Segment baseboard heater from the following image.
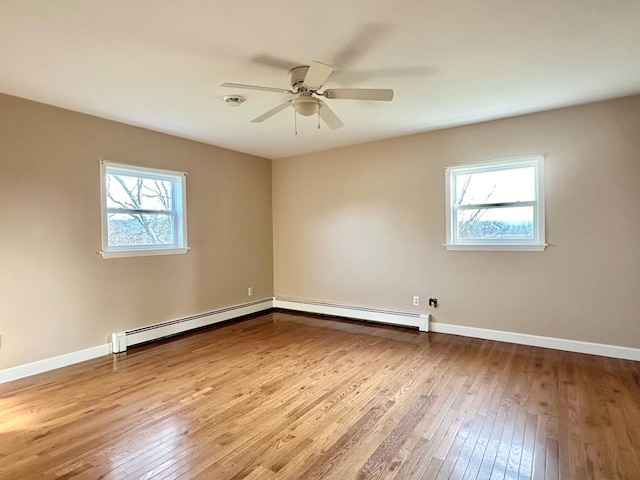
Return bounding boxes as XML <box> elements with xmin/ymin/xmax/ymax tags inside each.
<box><xmin>273</xmin><ymin>297</ymin><xmax>429</xmax><ymax>332</ymax></box>
<box><xmin>111</xmin><ymin>298</ymin><xmax>273</xmax><ymax>353</ymax></box>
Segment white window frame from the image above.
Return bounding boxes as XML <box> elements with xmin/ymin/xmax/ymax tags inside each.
<box><xmin>445</xmin><ymin>155</ymin><xmax>546</xmax><ymax>251</ymax></box>
<box><xmin>100</xmin><ymin>160</ymin><xmax>189</xmax><ymax>259</ymax></box>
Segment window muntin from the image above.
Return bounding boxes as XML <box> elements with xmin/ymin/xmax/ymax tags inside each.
<box><xmin>100</xmin><ymin>161</ymin><xmax>189</xmax><ymax>258</ymax></box>
<box><xmin>445</xmin><ymin>156</ymin><xmax>545</xmax><ymax>251</ymax></box>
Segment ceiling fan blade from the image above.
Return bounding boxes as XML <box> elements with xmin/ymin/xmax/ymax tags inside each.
<box><xmin>221</xmin><ymin>82</ymin><xmax>292</xmax><ymax>94</ymax></box>
<box><xmin>318</xmin><ymin>101</ymin><xmax>344</xmax><ymax>130</ymax></box>
<box><xmin>323</xmin><ymin>88</ymin><xmax>394</xmax><ymax>101</ymax></box>
<box><xmin>303</xmin><ymin>61</ymin><xmax>334</xmax><ymax>90</ymax></box>
<box><xmin>251</xmin><ymin>100</ymin><xmax>293</xmax><ymax>123</ymax></box>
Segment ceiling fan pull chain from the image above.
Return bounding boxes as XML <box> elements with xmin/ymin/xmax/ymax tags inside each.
<box><xmin>294</xmin><ymin>110</ymin><xmax>298</xmax><ymax>135</ymax></box>
<box><xmin>317</xmin><ymin>108</ymin><xmax>321</xmax><ymax>129</ymax></box>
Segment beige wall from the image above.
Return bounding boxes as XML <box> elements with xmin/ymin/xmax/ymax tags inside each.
<box><xmin>0</xmin><ymin>94</ymin><xmax>273</xmax><ymax>369</ymax></box>
<box><xmin>273</xmin><ymin>95</ymin><xmax>640</xmax><ymax>348</ymax></box>
<box><xmin>2</xmin><ymin>92</ymin><xmax>639</xmax><ymax>371</ymax></box>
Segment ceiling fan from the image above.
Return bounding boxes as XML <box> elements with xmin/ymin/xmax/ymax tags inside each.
<box><xmin>221</xmin><ymin>61</ymin><xmax>394</xmax><ymax>129</ymax></box>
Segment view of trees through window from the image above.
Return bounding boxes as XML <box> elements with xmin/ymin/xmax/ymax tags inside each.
<box><xmin>455</xmin><ymin>166</ymin><xmax>535</xmax><ymax>240</ymax></box>
<box><xmin>106</xmin><ymin>173</ymin><xmax>175</xmax><ymax>246</ymax></box>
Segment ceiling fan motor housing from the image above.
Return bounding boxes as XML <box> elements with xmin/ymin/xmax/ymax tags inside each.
<box><xmin>290</xmin><ymin>66</ymin><xmax>320</xmax><ymax>116</ymax></box>
<box><xmin>288</xmin><ymin>66</ymin><xmax>310</xmax><ymax>91</ymax></box>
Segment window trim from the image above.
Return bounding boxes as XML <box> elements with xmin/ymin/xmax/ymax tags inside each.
<box><xmin>99</xmin><ymin>160</ymin><xmax>190</xmax><ymax>259</ymax></box>
<box><xmin>444</xmin><ymin>155</ymin><xmax>546</xmax><ymax>251</ymax></box>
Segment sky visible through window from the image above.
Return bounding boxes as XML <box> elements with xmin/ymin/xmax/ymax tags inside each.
<box><xmin>106</xmin><ymin>173</ymin><xmax>172</xmax><ymax>211</ymax></box>
<box><xmin>455</xmin><ymin>166</ymin><xmax>534</xmax><ymax>222</ymax></box>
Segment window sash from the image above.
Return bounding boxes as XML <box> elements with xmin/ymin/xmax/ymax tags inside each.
<box><xmin>454</xmin><ymin>204</ymin><xmax>537</xmax><ymax>242</ymax></box>
<box><xmin>455</xmin><ymin>200</ymin><xmax>536</xmax><ymax>211</ymax></box>
<box><xmin>106</xmin><ymin>208</ymin><xmax>176</xmax><ymax>215</ymax></box>
<box><xmin>106</xmin><ymin>211</ymin><xmax>179</xmax><ymax>250</ymax></box>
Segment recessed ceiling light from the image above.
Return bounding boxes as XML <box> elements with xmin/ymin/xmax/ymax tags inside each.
<box><xmin>223</xmin><ymin>95</ymin><xmax>246</xmax><ymax>107</ymax></box>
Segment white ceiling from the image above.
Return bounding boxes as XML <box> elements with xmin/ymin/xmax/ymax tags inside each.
<box><xmin>1</xmin><ymin>1</ymin><xmax>640</xmax><ymax>159</ymax></box>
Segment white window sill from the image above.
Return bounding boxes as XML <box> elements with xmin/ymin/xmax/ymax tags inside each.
<box><xmin>444</xmin><ymin>243</ymin><xmax>547</xmax><ymax>252</ymax></box>
<box><xmin>100</xmin><ymin>247</ymin><xmax>190</xmax><ymax>259</ymax></box>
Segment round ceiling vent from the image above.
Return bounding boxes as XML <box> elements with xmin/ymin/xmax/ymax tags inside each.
<box><xmin>223</xmin><ymin>95</ymin><xmax>246</xmax><ymax>107</ymax></box>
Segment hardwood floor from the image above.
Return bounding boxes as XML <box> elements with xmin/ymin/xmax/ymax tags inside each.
<box><xmin>1</xmin><ymin>311</ymin><xmax>639</xmax><ymax>479</ymax></box>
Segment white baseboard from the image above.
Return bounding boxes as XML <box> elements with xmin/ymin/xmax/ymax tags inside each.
<box><xmin>273</xmin><ymin>298</ymin><xmax>638</xmax><ymax>361</ymax></box>
<box><xmin>273</xmin><ymin>297</ymin><xmax>429</xmax><ymax>332</ymax></box>
<box><xmin>1</xmin><ymin>298</ymin><xmax>275</xmax><ymax>384</ymax></box>
<box><xmin>430</xmin><ymin>322</ymin><xmax>640</xmax><ymax>361</ymax></box>
<box><xmin>0</xmin><ymin>343</ymin><xmax>111</xmax><ymax>385</ymax></box>
<box><xmin>3</xmin><ymin>299</ymin><xmax>636</xmax><ymax>386</ymax></box>
<box><xmin>112</xmin><ymin>298</ymin><xmax>274</xmax><ymax>352</ymax></box>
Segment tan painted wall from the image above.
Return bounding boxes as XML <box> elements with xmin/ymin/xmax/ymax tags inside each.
<box><xmin>273</xmin><ymin>95</ymin><xmax>640</xmax><ymax>348</ymax></box>
<box><xmin>0</xmin><ymin>94</ymin><xmax>273</xmax><ymax>369</ymax></box>
<box><xmin>2</xmin><ymin>92</ymin><xmax>639</xmax><ymax>370</ymax></box>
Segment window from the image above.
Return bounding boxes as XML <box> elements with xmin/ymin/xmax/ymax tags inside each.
<box><xmin>445</xmin><ymin>155</ymin><xmax>546</xmax><ymax>251</ymax></box>
<box><xmin>100</xmin><ymin>160</ymin><xmax>189</xmax><ymax>258</ymax></box>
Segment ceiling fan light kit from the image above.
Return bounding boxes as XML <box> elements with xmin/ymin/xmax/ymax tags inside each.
<box><xmin>292</xmin><ymin>95</ymin><xmax>319</xmax><ymax>116</ymax></box>
<box><xmin>222</xmin><ymin>60</ymin><xmax>393</xmax><ymax>130</ymax></box>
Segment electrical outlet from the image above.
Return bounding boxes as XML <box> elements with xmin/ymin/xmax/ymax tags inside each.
<box><xmin>413</xmin><ymin>296</ymin><xmax>420</xmax><ymax>306</ymax></box>
<box><xmin>429</xmin><ymin>298</ymin><xmax>438</xmax><ymax>308</ymax></box>
<box><xmin>248</xmin><ymin>287</ymin><xmax>253</xmax><ymax>297</ymax></box>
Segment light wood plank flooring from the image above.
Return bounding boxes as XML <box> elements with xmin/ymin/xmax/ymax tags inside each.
<box><xmin>1</xmin><ymin>311</ymin><xmax>639</xmax><ymax>479</ymax></box>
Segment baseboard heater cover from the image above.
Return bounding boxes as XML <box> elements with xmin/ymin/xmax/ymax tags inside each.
<box><xmin>111</xmin><ymin>298</ymin><xmax>273</xmax><ymax>353</ymax></box>
<box><xmin>273</xmin><ymin>297</ymin><xmax>429</xmax><ymax>332</ymax></box>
